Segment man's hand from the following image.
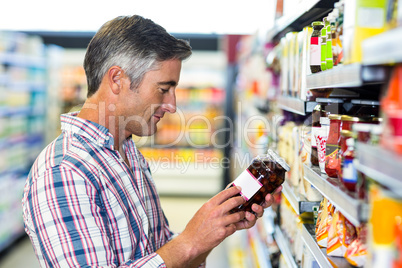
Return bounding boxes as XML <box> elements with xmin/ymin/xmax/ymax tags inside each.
<box><xmin>234</xmin><ymin>185</ymin><xmax>283</xmax><ymax>230</ymax></box>
<box><xmin>156</xmin><ymin>186</ymin><xmax>246</xmax><ymax>267</ymax></box>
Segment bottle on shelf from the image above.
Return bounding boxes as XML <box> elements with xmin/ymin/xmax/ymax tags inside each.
<box><xmin>311</xmin><ymin>99</ymin><xmax>344</xmax><ymax>167</ymax></box>
<box><xmin>341</xmin><ymin>136</ymin><xmax>357</xmax><ymax>193</ymax></box>
<box><xmin>310</xmin><ymin>21</ymin><xmax>324</xmax><ymax>73</ymax></box>
<box><xmin>325</xmin><ymin>17</ymin><xmax>333</xmax><ymax>70</ymax></box>
<box><xmin>325</xmin><ymin>114</ymin><xmax>342</xmax><ymax>178</ymax></box>
<box><xmin>321</xmin><ymin>18</ymin><xmax>328</xmax><ymax>71</ymax></box>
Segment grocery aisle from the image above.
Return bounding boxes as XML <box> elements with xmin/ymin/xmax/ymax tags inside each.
<box><xmin>0</xmin><ymin>196</ymin><xmax>229</xmax><ymax>268</ymax></box>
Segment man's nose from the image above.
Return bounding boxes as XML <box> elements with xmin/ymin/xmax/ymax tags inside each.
<box><xmin>162</xmin><ymin>92</ymin><xmax>176</xmax><ymax>113</ymax></box>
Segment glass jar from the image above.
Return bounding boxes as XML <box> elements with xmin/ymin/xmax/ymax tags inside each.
<box><xmin>310</xmin><ymin>21</ymin><xmax>324</xmax><ymax>73</ymax></box>
<box><xmin>230</xmin><ymin>150</ymin><xmax>290</xmax><ymax>213</ymax></box>
<box><xmin>311</xmin><ymin>98</ymin><xmax>344</xmax><ymax>166</ymax></box>
<box><xmin>337</xmin><ymin>130</ymin><xmax>353</xmax><ymax>183</ymax></box>
<box><xmin>341</xmin><ymin>135</ymin><xmax>357</xmax><ymax>193</ymax></box>
<box><xmin>341</xmin><ymin>115</ymin><xmax>360</xmax><ymax>131</ymax></box>
<box><xmin>325</xmin><ymin>114</ymin><xmax>342</xmax><ymax>178</ymax></box>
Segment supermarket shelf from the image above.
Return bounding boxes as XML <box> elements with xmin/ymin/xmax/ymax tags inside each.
<box><xmin>303</xmin><ymin>164</ymin><xmax>368</xmax><ymax>226</ymax></box>
<box><xmin>362</xmin><ymin>27</ymin><xmax>402</xmax><ymax>65</ymax></box>
<box><xmin>273</xmin><ymin>226</ymin><xmax>298</xmax><ymax>268</ymax></box>
<box><xmin>282</xmin><ymin>181</ymin><xmax>320</xmax><ymax>215</ymax></box>
<box><xmin>277</xmin><ymin>96</ymin><xmax>317</xmax><ymax>115</ymax></box>
<box><xmin>301</xmin><ymin>224</ymin><xmax>354</xmax><ymax>268</ymax></box>
<box><xmin>306</xmin><ymin>64</ymin><xmax>386</xmax><ymax>89</ymax></box>
<box><xmin>356</xmin><ymin>142</ymin><xmax>402</xmax><ymax>197</ymax></box>
<box><xmin>266</xmin><ymin>0</ymin><xmax>335</xmax><ymax>41</ymax></box>
<box><xmin>0</xmin><ymin>52</ymin><xmax>46</xmax><ymax>68</ymax></box>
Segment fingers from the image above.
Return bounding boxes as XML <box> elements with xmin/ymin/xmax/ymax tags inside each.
<box><xmin>210</xmin><ymin>186</ymin><xmax>242</xmax><ymax>206</ymax></box>
<box><xmin>251</xmin><ymin>203</ymin><xmax>264</xmax><ymax>218</ymax></box>
<box><xmin>250</xmin><ymin>185</ymin><xmax>283</xmax><ymax>218</ymax></box>
<box><xmin>234</xmin><ymin>212</ymin><xmax>257</xmax><ymax>230</ymax></box>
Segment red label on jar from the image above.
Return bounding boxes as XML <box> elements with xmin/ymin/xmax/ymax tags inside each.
<box><xmin>311</xmin><ymin>36</ymin><xmax>319</xmax><ymax>45</ymax></box>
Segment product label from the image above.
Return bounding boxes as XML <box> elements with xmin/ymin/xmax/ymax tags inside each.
<box><xmin>232</xmin><ymin>169</ymin><xmax>263</xmax><ymax>201</ymax></box>
<box><xmin>311</xmin><ymin>126</ymin><xmax>320</xmax><ymax>147</ymax></box>
<box><xmin>342</xmin><ymin>159</ymin><xmax>357</xmax><ymax>183</ymax></box>
<box><xmin>358</xmin><ymin>7</ymin><xmax>385</xmax><ymax>29</ymax></box>
<box><xmin>310</xmin><ymin>42</ymin><xmax>321</xmax><ymax>65</ymax></box>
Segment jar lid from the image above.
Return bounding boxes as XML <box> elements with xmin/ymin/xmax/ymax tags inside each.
<box><xmin>341</xmin><ymin>130</ymin><xmax>353</xmax><ymax>137</ymax></box>
<box><xmin>328</xmin><ymin>114</ymin><xmax>342</xmax><ymax>120</ymax></box>
<box><xmin>372</xmin><ymin>117</ymin><xmax>383</xmax><ymax>123</ymax></box>
<box><xmin>312</xmin><ymin>21</ymin><xmax>324</xmax><ymax>27</ymax></box>
<box><xmin>341</xmin><ymin>115</ymin><xmax>360</xmax><ymax>122</ymax></box>
<box><xmin>267</xmin><ymin>149</ymin><xmax>290</xmax><ymax>171</ymax></box>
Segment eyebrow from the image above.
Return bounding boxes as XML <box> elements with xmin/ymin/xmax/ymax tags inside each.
<box><xmin>157</xmin><ymin>80</ymin><xmax>177</xmax><ymax>87</ymax></box>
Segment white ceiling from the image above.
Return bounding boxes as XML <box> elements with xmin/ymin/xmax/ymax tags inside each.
<box><xmin>1</xmin><ymin>0</ymin><xmax>276</xmax><ymax>34</ymax></box>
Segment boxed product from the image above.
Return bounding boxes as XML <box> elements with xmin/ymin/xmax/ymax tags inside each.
<box><xmin>299</xmin><ymin>26</ymin><xmax>313</xmax><ymax>101</ymax></box>
<box><xmin>343</xmin><ymin>0</ymin><xmax>387</xmax><ymax>64</ymax></box>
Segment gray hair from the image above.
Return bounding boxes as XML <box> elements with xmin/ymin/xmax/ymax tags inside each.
<box><xmin>84</xmin><ymin>15</ymin><xmax>192</xmax><ymax>97</ymax></box>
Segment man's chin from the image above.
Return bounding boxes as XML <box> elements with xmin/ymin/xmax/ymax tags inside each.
<box><xmin>132</xmin><ymin>126</ymin><xmax>157</xmax><ymax>137</ymax></box>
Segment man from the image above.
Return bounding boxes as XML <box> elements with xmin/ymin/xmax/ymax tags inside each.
<box><xmin>22</xmin><ymin>15</ymin><xmax>281</xmax><ymax>267</ymax></box>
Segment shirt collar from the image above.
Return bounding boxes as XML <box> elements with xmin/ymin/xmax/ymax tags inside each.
<box><xmin>60</xmin><ymin>111</ymin><xmax>115</xmax><ymax>149</ymax></box>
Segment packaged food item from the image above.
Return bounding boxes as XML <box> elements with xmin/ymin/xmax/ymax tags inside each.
<box><xmin>279</xmin><ymin>36</ymin><xmax>289</xmax><ymax>96</ymax></box>
<box><xmin>310</xmin><ymin>21</ymin><xmax>324</xmax><ymax>73</ymax></box>
<box><xmin>335</xmin><ymin>1</ymin><xmax>345</xmax><ymax>65</ymax></box>
<box><xmin>311</xmin><ymin>99</ymin><xmax>344</xmax><ymax>166</ymax></box>
<box><xmin>343</xmin><ymin>0</ymin><xmax>387</xmax><ymax>64</ymax></box>
<box><xmin>328</xmin><ymin>11</ymin><xmax>339</xmax><ymax>66</ymax></box>
<box><xmin>337</xmin><ymin>129</ymin><xmax>353</xmax><ymax>184</ymax></box>
<box><xmin>299</xmin><ymin>26</ymin><xmax>313</xmax><ymax>101</ymax></box>
<box><xmin>316</xmin><ymin>199</ymin><xmax>335</xmax><ymax>248</ymax></box>
<box><xmin>315</xmin><ymin>117</ymin><xmax>329</xmax><ymax>174</ymax></box>
<box><xmin>341</xmin><ymin>137</ymin><xmax>358</xmax><ymax>193</ymax></box>
<box><xmin>325</xmin><ymin>114</ymin><xmax>342</xmax><ymax>178</ymax></box>
<box><xmin>230</xmin><ymin>149</ymin><xmax>290</xmax><ymax>213</ymax></box>
<box><xmin>344</xmin><ymin>224</ymin><xmax>368</xmax><ymax>267</ymax></box>
<box><xmin>327</xmin><ymin>209</ymin><xmax>356</xmax><ymax>257</ymax></box>
<box><xmin>369</xmin><ymin>185</ymin><xmax>402</xmax><ymax>267</ymax></box>
<box><xmin>321</xmin><ymin>18</ymin><xmax>328</xmax><ymax>71</ymax></box>
<box><xmin>287</xmin><ymin>32</ymin><xmax>298</xmax><ymax>96</ymax></box>
<box><xmin>324</xmin><ymin>17</ymin><xmax>333</xmax><ymax>70</ymax></box>
<box><xmin>381</xmin><ymin>65</ymin><xmax>402</xmax><ymax>155</ymax></box>
<box><xmin>316</xmin><ymin>199</ymin><xmax>329</xmax><ymax>247</ymax></box>
<box><xmin>311</xmin><ymin>106</ymin><xmax>324</xmax><ymax>166</ymax></box>
<box><xmin>394</xmin><ymin>216</ymin><xmax>402</xmax><ymax>268</ymax></box>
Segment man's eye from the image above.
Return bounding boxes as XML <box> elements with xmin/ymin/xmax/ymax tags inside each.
<box><xmin>160</xmin><ymin>88</ymin><xmax>169</xmax><ymax>93</ymax></box>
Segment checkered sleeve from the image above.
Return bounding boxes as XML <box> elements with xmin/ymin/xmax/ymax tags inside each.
<box><xmin>24</xmin><ymin>164</ymin><xmax>166</xmax><ymax>268</ymax></box>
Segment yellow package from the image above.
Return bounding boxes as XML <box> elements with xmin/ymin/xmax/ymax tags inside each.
<box><xmin>327</xmin><ymin>209</ymin><xmax>356</xmax><ymax>257</ymax></box>
<box><xmin>343</xmin><ymin>0</ymin><xmax>387</xmax><ymax>64</ymax></box>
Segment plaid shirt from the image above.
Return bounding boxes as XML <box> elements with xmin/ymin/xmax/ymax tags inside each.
<box><xmin>22</xmin><ymin>112</ymin><xmax>173</xmax><ymax>267</ymax></box>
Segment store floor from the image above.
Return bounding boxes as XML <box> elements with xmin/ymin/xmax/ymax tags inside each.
<box><xmin>0</xmin><ymin>196</ymin><xmax>229</xmax><ymax>268</ymax></box>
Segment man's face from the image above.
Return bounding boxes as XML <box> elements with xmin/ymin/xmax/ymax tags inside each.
<box><xmin>118</xmin><ymin>59</ymin><xmax>182</xmax><ymax>137</ymax></box>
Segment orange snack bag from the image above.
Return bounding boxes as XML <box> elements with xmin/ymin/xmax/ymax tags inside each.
<box><xmin>316</xmin><ymin>199</ymin><xmax>334</xmax><ymax>248</ymax></box>
<box><xmin>327</xmin><ymin>209</ymin><xmax>356</xmax><ymax>257</ymax></box>
<box><xmin>345</xmin><ymin>225</ymin><xmax>367</xmax><ymax>267</ymax></box>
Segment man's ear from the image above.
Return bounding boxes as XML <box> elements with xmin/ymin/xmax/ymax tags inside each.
<box><xmin>108</xmin><ymin>66</ymin><xmax>125</xmax><ymax>95</ymax></box>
